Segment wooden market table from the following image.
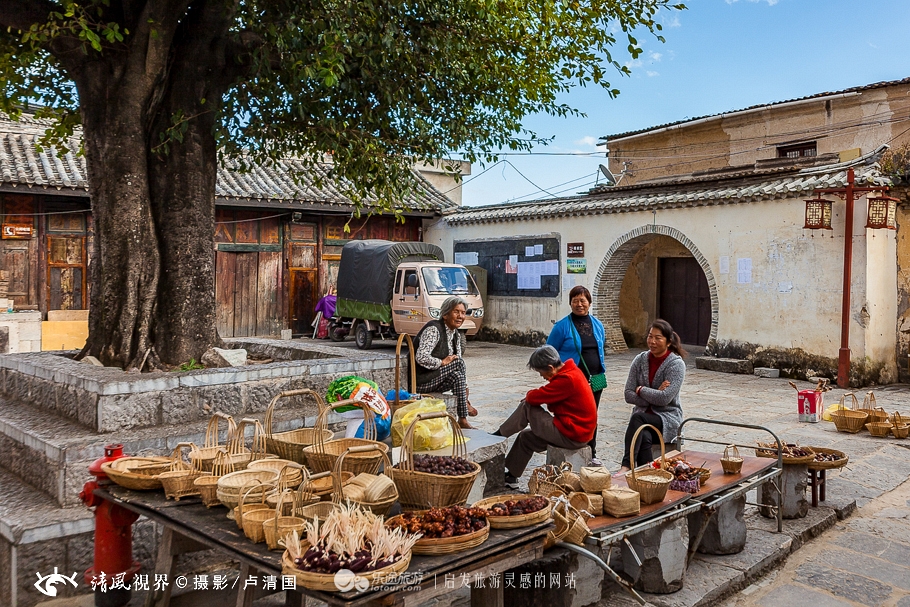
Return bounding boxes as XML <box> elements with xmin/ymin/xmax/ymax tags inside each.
<box><xmin>96</xmin><ymin>485</ymin><xmax>550</xmax><ymax>607</ymax></box>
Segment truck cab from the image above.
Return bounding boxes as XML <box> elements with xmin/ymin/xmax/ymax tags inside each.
<box><xmin>392</xmin><ymin>262</ymin><xmax>484</xmax><ymax>336</ymax></box>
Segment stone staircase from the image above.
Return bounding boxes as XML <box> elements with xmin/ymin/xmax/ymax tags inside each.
<box><xmin>0</xmin><ymin>342</ymin><xmax>401</xmax><ymax>607</ymax></box>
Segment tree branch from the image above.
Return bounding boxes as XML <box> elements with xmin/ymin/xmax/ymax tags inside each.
<box><xmin>0</xmin><ymin>0</ymin><xmax>61</xmax><ymax>32</ymax></box>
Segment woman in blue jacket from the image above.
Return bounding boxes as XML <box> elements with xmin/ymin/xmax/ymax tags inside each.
<box><xmin>546</xmin><ymin>285</ymin><xmax>606</xmax><ymax>464</ymax></box>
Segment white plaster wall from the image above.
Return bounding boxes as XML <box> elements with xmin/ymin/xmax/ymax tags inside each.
<box><xmin>426</xmin><ymin>195</ymin><xmax>898</xmax><ymax>369</ymax></box>
<box><xmin>863</xmin><ymin>226</ymin><xmax>898</xmax><ymax>380</ymax></box>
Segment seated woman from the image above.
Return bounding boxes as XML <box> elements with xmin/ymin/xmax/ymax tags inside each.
<box><xmin>621</xmin><ymin>319</ymin><xmax>687</xmax><ymax>471</ymax></box>
<box><xmin>413</xmin><ymin>296</ymin><xmax>478</xmax><ymax>429</ymax></box>
<box><xmin>493</xmin><ymin>345</ymin><xmax>597</xmax><ymax>489</ymax></box>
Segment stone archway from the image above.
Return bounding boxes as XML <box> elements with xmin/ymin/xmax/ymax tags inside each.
<box><xmin>592</xmin><ymin>225</ymin><xmax>719</xmax><ymax>352</ymax></box>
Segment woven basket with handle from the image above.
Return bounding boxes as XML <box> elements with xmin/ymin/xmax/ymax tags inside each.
<box><xmin>334</xmin><ymin>446</ymin><xmax>398</xmax><ymax>515</ymax></box>
<box><xmin>264</xmin><ymin>389</ymin><xmax>333</xmax><ymax>465</ymax></box>
<box><xmin>158</xmin><ymin>443</ymin><xmax>204</xmax><ymax>500</ymax></box>
<box><xmin>860</xmin><ymin>392</ymin><xmax>889</xmax><ymax>423</ymax></box>
<box><xmin>263</xmin><ymin>489</ymin><xmax>307</xmax><ymax>551</ymax></box>
<box><xmin>720</xmin><ymin>445</ymin><xmax>744</xmax><ymax>474</ymax></box>
<box><xmin>550</xmin><ymin>498</ymin><xmax>590</xmax><ymax>546</ymax></box>
<box><xmin>302</xmin><ymin>399</ymin><xmax>389</xmax><ymax>475</ymax></box>
<box><xmin>389</xmin><ymin>411</ymin><xmax>479</xmax><ymax>510</ymax></box>
<box><xmin>624</xmin><ymin>425</ymin><xmax>673</xmax><ymax>505</ymax></box>
<box><xmin>190</xmin><ymin>413</ymin><xmax>237</xmax><ymax>472</ymax></box>
<box><xmin>240</xmin><ymin>482</ymin><xmax>277</xmax><ymax>543</ymax></box>
<box><xmin>229</xmin><ymin>418</ymin><xmax>270</xmax><ymax>470</ymax></box>
<box><xmin>892</xmin><ymin>412</ymin><xmax>909</xmax><ymax>439</ymax></box>
<box><xmin>194</xmin><ymin>449</ymin><xmax>235</xmax><ymax>507</ymax></box>
<box><xmin>296</xmin><ymin>471</ymin><xmax>341</xmax><ymax>522</ymax></box>
<box><xmin>830</xmin><ymin>393</ymin><xmax>868</xmax><ymax>434</ymax></box>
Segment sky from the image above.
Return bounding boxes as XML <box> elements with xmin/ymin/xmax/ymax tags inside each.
<box><xmin>457</xmin><ymin>0</ymin><xmax>910</xmax><ymax>207</ymax></box>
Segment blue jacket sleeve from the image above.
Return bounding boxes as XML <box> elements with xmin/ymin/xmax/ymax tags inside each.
<box><xmin>546</xmin><ymin>316</ymin><xmax>579</xmax><ymax>364</ymax></box>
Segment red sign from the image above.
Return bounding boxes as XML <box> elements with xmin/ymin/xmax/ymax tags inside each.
<box><xmin>1</xmin><ymin>224</ymin><xmax>33</xmax><ymax>239</ymax></box>
<box><xmin>567</xmin><ymin>242</ymin><xmax>584</xmax><ymax>257</ymax></box>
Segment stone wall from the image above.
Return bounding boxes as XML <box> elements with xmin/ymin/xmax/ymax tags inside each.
<box><xmin>0</xmin><ymin>311</ymin><xmax>42</xmax><ymax>354</ymax></box>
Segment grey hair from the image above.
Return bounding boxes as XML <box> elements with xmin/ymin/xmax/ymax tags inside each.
<box><xmin>440</xmin><ymin>296</ymin><xmax>468</xmax><ymax>318</ymax></box>
<box><xmin>527</xmin><ymin>345</ymin><xmax>562</xmax><ymax>372</ymax></box>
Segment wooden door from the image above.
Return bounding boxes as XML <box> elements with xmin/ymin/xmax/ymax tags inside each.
<box><xmin>288</xmin><ymin>243</ymin><xmax>318</xmax><ymax>335</ymax></box>
<box><xmin>1</xmin><ymin>241</ymin><xmax>30</xmax><ymax>307</ymax></box>
<box><xmin>215</xmin><ymin>250</ymin><xmax>280</xmax><ymax>338</ymax></box>
<box><xmin>658</xmin><ymin>257</ymin><xmax>710</xmax><ymax>346</ymax></box>
<box><xmin>46</xmin><ymin>235</ymin><xmax>87</xmax><ymax>310</ymax></box>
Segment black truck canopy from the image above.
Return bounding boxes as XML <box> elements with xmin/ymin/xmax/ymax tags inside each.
<box><xmin>337</xmin><ymin>240</ymin><xmax>445</xmax><ymax>305</ymax></box>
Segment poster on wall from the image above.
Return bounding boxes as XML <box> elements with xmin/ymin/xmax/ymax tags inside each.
<box><xmin>736</xmin><ymin>258</ymin><xmax>752</xmax><ymax>284</ymax></box>
<box><xmin>566</xmin><ymin>258</ymin><xmax>587</xmax><ymax>274</ymax></box>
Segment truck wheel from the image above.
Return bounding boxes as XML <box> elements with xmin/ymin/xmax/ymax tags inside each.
<box><xmin>329</xmin><ymin>321</ymin><xmax>345</xmax><ymax>342</ymax></box>
<box><xmin>355</xmin><ymin>323</ymin><xmax>373</xmax><ymax>350</ymax></box>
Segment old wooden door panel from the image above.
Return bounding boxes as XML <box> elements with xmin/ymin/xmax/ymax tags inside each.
<box><xmin>289</xmin><ymin>271</ymin><xmax>317</xmax><ymax>335</ymax></box>
<box><xmin>256</xmin><ymin>251</ymin><xmax>281</xmax><ymax>336</ymax></box>
<box><xmin>45</xmin><ymin>236</ymin><xmax>86</xmax><ymax>310</ymax></box>
<box><xmin>215</xmin><ymin>251</ymin><xmax>236</xmax><ymax>337</ymax></box>
<box><xmin>234</xmin><ymin>252</ymin><xmax>258</xmax><ymax>337</ymax></box>
<box><xmin>658</xmin><ymin>257</ymin><xmax>710</xmax><ymax>346</ymax></box>
<box><xmin>1</xmin><ymin>243</ymin><xmax>30</xmax><ymax>303</ymax></box>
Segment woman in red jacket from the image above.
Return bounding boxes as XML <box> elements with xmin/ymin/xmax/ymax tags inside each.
<box><xmin>493</xmin><ymin>345</ymin><xmax>597</xmax><ymax>489</ymax></box>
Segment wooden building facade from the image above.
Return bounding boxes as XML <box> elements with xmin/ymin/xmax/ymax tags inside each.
<box><xmin>0</xmin><ymin>115</ymin><xmax>452</xmax><ymax>338</ymax></box>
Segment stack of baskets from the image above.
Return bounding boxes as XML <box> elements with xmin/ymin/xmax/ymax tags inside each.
<box><xmin>302</xmin><ymin>399</ymin><xmax>389</xmax><ymax>475</ymax></box>
<box><xmin>248</xmin><ymin>459</ymin><xmax>304</xmax><ymax>489</ymax></box>
<box><xmin>830</xmin><ymin>393</ymin><xmax>868</xmax><ymax>434</ymax></box>
<box><xmin>389</xmin><ymin>411</ymin><xmax>480</xmax><ymax>510</ymax></box>
<box><xmin>548</xmin><ymin>499</ymin><xmax>591</xmax><ymax>547</ymax></box>
<box><xmin>264</xmin><ymin>389</ymin><xmax>333</xmax><ymax>465</ymax></box>
<box><xmin>528</xmin><ymin>463</ymin><xmax>577</xmax><ymax>498</ymax></box>
<box><xmin>720</xmin><ymin>445</ymin><xmax>744</xmax><ymax>474</ymax></box>
<box><xmin>158</xmin><ymin>443</ymin><xmax>204</xmax><ymax>500</ymax></box>
<box><xmin>624</xmin><ymin>425</ymin><xmax>673</xmax><ymax>505</ymax></box>
<box><xmin>216</xmin><ymin>468</ymin><xmax>279</xmax><ymax>512</ymax></box>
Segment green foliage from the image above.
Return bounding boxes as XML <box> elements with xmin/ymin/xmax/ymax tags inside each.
<box><xmin>177</xmin><ymin>358</ymin><xmax>204</xmax><ymax>372</ymax></box>
<box><xmin>0</xmin><ymin>0</ymin><xmax>685</xmax><ymax>211</ymax></box>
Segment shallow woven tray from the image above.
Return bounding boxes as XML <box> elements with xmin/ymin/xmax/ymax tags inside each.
<box><xmin>470</xmin><ymin>494</ymin><xmax>551</xmax><ymax>529</ymax></box>
<box><xmin>281</xmin><ymin>546</ymin><xmax>410</xmax><ymax>592</ymax></box>
<box><xmin>101</xmin><ymin>457</ymin><xmax>170</xmax><ymax>491</ymax></box>
<box><xmin>806</xmin><ymin>447</ymin><xmax>849</xmax><ymax>471</ymax></box>
<box><xmin>386</xmin><ymin>514</ymin><xmax>490</xmax><ymax>555</ymax></box>
<box><xmin>247</xmin><ymin>460</ymin><xmax>303</xmax><ymax>488</ymax></box>
<box><xmin>755</xmin><ymin>446</ymin><xmax>815</xmax><ymax>465</ymax></box>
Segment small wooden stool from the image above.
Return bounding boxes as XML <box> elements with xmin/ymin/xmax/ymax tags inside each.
<box><xmin>807</xmin><ymin>468</ymin><xmax>826</xmax><ymax>507</ymax></box>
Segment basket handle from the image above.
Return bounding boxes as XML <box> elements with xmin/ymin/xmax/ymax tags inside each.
<box><xmin>839</xmin><ymin>392</ymin><xmax>859</xmax><ymax>411</ymax></box>
<box><xmin>272</xmin><ymin>488</ymin><xmax>295</xmax><ymax>524</ymax></box>
<box><xmin>895</xmin><ymin>411</ymin><xmax>903</xmax><ymax>426</ymax></box>
<box><xmin>399</xmin><ymin>411</ymin><xmax>466</xmax><ymax>469</ymax></box>
<box><xmin>234</xmin><ymin>418</ymin><xmax>268</xmax><ymax>460</ymax></box>
<box><xmin>264</xmin><ymin>389</ymin><xmax>327</xmax><ymax>437</ymax></box>
<box><xmin>277</xmin><ymin>463</ymin><xmax>303</xmax><ymax>491</ymax></box>
<box><xmin>169</xmin><ymin>442</ymin><xmax>198</xmax><ymax>472</ymax></box>
<box><xmin>863</xmin><ymin>391</ymin><xmax>876</xmax><ymax>409</ymax></box>
<box><xmin>210</xmin><ymin>448</ymin><xmax>234</xmax><ymax>477</ymax></box>
<box><xmin>395</xmin><ymin>333</ymin><xmax>417</xmax><ymax>408</ymax></box>
<box><xmin>313</xmin><ymin>399</ymin><xmax>378</xmax><ymax>450</ymax></box>
<box><xmin>723</xmin><ymin>444</ymin><xmax>740</xmax><ymax>460</ymax></box>
<box><xmin>628</xmin><ymin>424</ymin><xmax>665</xmax><ymax>482</ymax></box>
<box><xmin>331</xmin><ymin>445</ymin><xmax>392</xmax><ymax>504</ymax></box>
<box><xmin>203</xmin><ymin>412</ymin><xmax>233</xmax><ymax>449</ymax></box>
<box><xmin>237</xmin><ymin>480</ymin><xmax>267</xmax><ymax>520</ymax></box>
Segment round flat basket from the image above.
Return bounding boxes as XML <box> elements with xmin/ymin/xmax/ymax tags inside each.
<box><xmin>217</xmin><ymin>470</ymin><xmax>278</xmax><ymax>509</ymax></box>
<box><xmin>101</xmin><ymin>457</ymin><xmax>170</xmax><ymax>491</ymax></box>
<box><xmin>754</xmin><ymin>445</ymin><xmax>815</xmax><ymax>465</ymax></box>
<box><xmin>281</xmin><ymin>546</ymin><xmax>411</xmax><ymax>592</ymax></box>
<box><xmin>386</xmin><ymin>515</ymin><xmax>490</xmax><ymax>555</ymax></box>
<box><xmin>247</xmin><ymin>460</ymin><xmax>303</xmax><ymax>488</ymax></box>
<box><xmin>303</xmin><ymin>438</ymin><xmax>388</xmax><ymax>475</ymax></box>
<box><xmin>807</xmin><ymin>447</ymin><xmax>849</xmax><ymax>471</ymax></box>
<box><xmin>471</xmin><ymin>494</ymin><xmax>552</xmax><ymax>529</ymax></box>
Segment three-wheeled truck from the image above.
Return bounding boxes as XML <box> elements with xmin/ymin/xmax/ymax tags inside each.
<box><xmin>330</xmin><ymin>240</ymin><xmax>484</xmax><ymax>349</ymax></box>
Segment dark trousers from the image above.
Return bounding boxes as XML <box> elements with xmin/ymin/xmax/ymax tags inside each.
<box><xmin>588</xmin><ymin>389</ymin><xmax>602</xmax><ymax>457</ymax></box>
<box><xmin>499</xmin><ymin>401</ymin><xmax>587</xmax><ymax>478</ymax></box>
<box><xmin>621</xmin><ymin>411</ymin><xmax>664</xmax><ymax>468</ymax></box>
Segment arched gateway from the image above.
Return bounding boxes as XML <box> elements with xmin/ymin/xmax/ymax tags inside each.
<box><xmin>592</xmin><ymin>225</ymin><xmax>719</xmax><ymax>352</ymax></box>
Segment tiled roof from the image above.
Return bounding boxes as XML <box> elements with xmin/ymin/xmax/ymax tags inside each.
<box><xmin>444</xmin><ymin>153</ymin><xmax>890</xmax><ymax>225</ymax></box>
<box><xmin>603</xmin><ymin>76</ymin><xmax>910</xmax><ymax>142</ymax></box>
<box><xmin>0</xmin><ymin>115</ymin><xmax>455</xmax><ymax>214</ymax></box>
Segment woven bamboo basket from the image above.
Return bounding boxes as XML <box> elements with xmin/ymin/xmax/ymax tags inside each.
<box><xmin>266</xmin><ymin>468</ymin><xmax>323</xmax><ymax>514</ymax></box>
<box><xmin>240</xmin><ymin>482</ymin><xmax>277</xmax><ymax>543</ymax></box>
<box><xmin>544</xmin><ymin>507</ymin><xmax>571</xmax><ymax>549</ymax></box>
<box><xmin>298</xmin><ymin>500</ymin><xmax>341</xmax><ymax>523</ymax></box>
<box><xmin>281</xmin><ymin>543</ymin><xmax>411</xmax><ymax>592</ymax></box>
<box><xmin>389</xmin><ymin>411</ymin><xmax>479</xmax><ymax>510</ymax></box>
<box><xmin>101</xmin><ymin>456</ymin><xmax>171</xmax><ymax>491</ymax></box>
<box><xmin>892</xmin><ymin>412</ymin><xmax>909</xmax><ymax>439</ymax></box>
<box><xmin>217</xmin><ymin>469</ymin><xmax>279</xmax><ymax>510</ymax></box>
<box><xmin>249</xmin><ymin>459</ymin><xmax>303</xmax><ymax>489</ymax></box>
<box><xmin>302</xmin><ymin>399</ymin><xmax>388</xmax><ymax>475</ymax></box>
<box><xmin>807</xmin><ymin>447</ymin><xmax>849</xmax><ymax>471</ymax></box>
<box><xmin>158</xmin><ymin>443</ymin><xmax>204</xmax><ymax>500</ymax></box>
<box><xmin>568</xmin><ymin>492</ymin><xmax>593</xmax><ymax>513</ymax></box>
<box><xmin>264</xmin><ymin>389</ymin><xmax>334</xmax><ymax>465</ymax></box>
<box><xmin>555</xmin><ymin>463</ymin><xmax>583</xmax><ymax>493</ymax></box>
<box><xmin>334</xmin><ymin>446</ymin><xmax>398</xmax><ymax>516</ymax></box>
<box><xmin>720</xmin><ymin>445</ymin><xmax>744</xmax><ymax>474</ymax></box>
<box><xmin>194</xmin><ymin>449</ymin><xmax>235</xmax><ymax>507</ymax></box>
<box><xmin>386</xmin><ymin>513</ymin><xmax>490</xmax><ymax>555</ymax></box>
<box><xmin>263</xmin><ymin>490</ymin><xmax>307</xmax><ymax>551</ymax></box>
<box><xmin>866</xmin><ymin>420</ymin><xmax>893</xmax><ymax>437</ymax></box>
<box><xmin>189</xmin><ymin>413</ymin><xmax>237</xmax><ymax>472</ymax></box>
<box><xmin>551</xmin><ymin>499</ymin><xmax>590</xmax><ymax>546</ymax></box>
<box><xmin>528</xmin><ymin>465</ymin><xmax>561</xmax><ymax>495</ymax></box>
<box><xmin>232</xmin><ymin>480</ymin><xmax>275</xmax><ymax>530</ymax></box>
<box><xmin>624</xmin><ymin>425</ymin><xmax>673</xmax><ymax>505</ymax></box>
<box><xmin>755</xmin><ymin>443</ymin><xmax>816</xmax><ymax>465</ymax></box>
<box><xmin>470</xmin><ymin>494</ymin><xmax>551</xmax><ymax>529</ymax></box>
<box><xmin>228</xmin><ymin>418</ymin><xmax>270</xmax><ymax>470</ymax></box>
<box><xmin>830</xmin><ymin>393</ymin><xmax>868</xmax><ymax>434</ymax></box>
<box><xmin>860</xmin><ymin>393</ymin><xmax>890</xmax><ymax>424</ymax></box>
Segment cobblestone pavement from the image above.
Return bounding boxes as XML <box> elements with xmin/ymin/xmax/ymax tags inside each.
<box><xmin>459</xmin><ymin>341</ymin><xmax>910</xmax><ymax>606</ymax></box>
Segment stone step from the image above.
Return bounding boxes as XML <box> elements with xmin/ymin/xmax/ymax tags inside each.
<box><xmin>695</xmin><ymin>356</ymin><xmax>754</xmax><ymax>374</ymax></box>
<box><xmin>0</xmin><ymin>394</ymin><xmax>333</xmax><ymax>507</ymax></box>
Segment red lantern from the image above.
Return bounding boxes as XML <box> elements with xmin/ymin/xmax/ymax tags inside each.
<box><xmin>865</xmin><ymin>195</ymin><xmax>898</xmax><ymax>229</ymax></box>
<box><xmin>804</xmin><ymin>196</ymin><xmax>833</xmax><ymax>230</ymax></box>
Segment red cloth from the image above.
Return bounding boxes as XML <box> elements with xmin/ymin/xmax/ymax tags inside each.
<box><xmin>524</xmin><ymin>359</ymin><xmax>597</xmax><ymax>443</ymax></box>
<box><xmin>648</xmin><ymin>350</ymin><xmax>671</xmax><ymax>385</ymax></box>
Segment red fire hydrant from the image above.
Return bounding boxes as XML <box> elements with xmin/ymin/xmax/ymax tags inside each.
<box><xmin>79</xmin><ymin>444</ymin><xmax>141</xmax><ymax>607</ymax></box>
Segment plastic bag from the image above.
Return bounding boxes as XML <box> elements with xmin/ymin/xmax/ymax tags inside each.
<box><xmin>822</xmin><ymin>401</ymin><xmax>841</xmax><ymax>422</ymax></box>
<box><xmin>391</xmin><ymin>398</ymin><xmax>455</xmax><ymax>451</ymax></box>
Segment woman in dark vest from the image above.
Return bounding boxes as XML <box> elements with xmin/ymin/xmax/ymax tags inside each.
<box><xmin>413</xmin><ymin>296</ymin><xmax>478</xmax><ymax>429</ymax></box>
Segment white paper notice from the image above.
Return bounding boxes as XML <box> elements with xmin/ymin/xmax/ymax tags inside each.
<box><xmin>719</xmin><ymin>256</ymin><xmax>729</xmax><ymax>275</ymax></box>
<box><xmin>509</xmin><ymin>254</ymin><xmax>518</xmax><ymax>266</ymax></box>
<box><xmin>517</xmin><ymin>262</ymin><xmax>541</xmax><ymax>289</ymax></box>
<box><xmin>541</xmin><ymin>260</ymin><xmax>559</xmax><ymax>275</ymax></box>
<box><xmin>562</xmin><ymin>274</ymin><xmax>576</xmax><ymax>291</ymax></box>
<box><xmin>454</xmin><ymin>251</ymin><xmax>478</xmax><ymax>266</ymax></box>
<box><xmin>534</xmin><ymin>244</ymin><xmax>544</xmax><ymax>255</ymax></box>
<box><xmin>737</xmin><ymin>258</ymin><xmax>752</xmax><ymax>284</ymax></box>
<box><xmin>778</xmin><ymin>281</ymin><xmax>793</xmax><ymax>294</ymax></box>
<box><xmin>525</xmin><ymin>246</ymin><xmax>536</xmax><ymax>257</ymax></box>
